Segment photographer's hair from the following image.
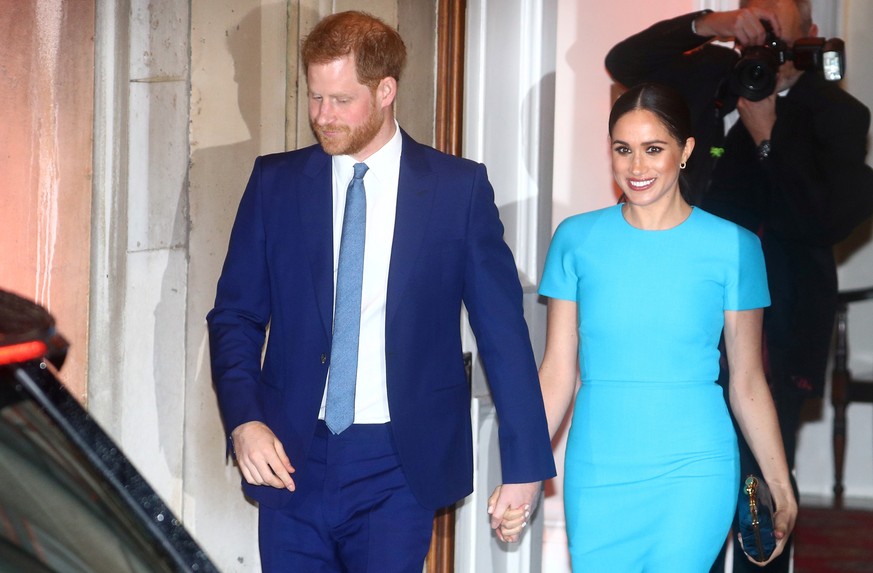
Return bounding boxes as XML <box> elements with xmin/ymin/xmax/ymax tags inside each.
<box><xmin>739</xmin><ymin>0</ymin><xmax>812</xmax><ymax>34</ymax></box>
<box><xmin>608</xmin><ymin>82</ymin><xmax>694</xmax><ymax>202</ymax></box>
<box><xmin>301</xmin><ymin>11</ymin><xmax>407</xmax><ymax>90</ymax></box>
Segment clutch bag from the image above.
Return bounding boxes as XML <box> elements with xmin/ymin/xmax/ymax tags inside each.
<box><xmin>738</xmin><ymin>475</ymin><xmax>776</xmax><ymax>562</ymax></box>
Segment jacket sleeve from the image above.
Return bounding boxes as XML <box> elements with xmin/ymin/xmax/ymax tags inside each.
<box><xmin>462</xmin><ymin>163</ymin><xmax>557</xmax><ymax>484</ymax></box>
<box><xmin>606</xmin><ymin>12</ymin><xmax>713</xmax><ymax>84</ymax></box>
<box><xmin>206</xmin><ymin>157</ymin><xmax>271</xmax><ymax>440</ymax></box>
<box><xmin>605</xmin><ymin>11</ymin><xmax>738</xmax><ymax>117</ymax></box>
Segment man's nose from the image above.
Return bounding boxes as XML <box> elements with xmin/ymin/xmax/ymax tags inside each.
<box><xmin>314</xmin><ymin>101</ymin><xmax>334</xmax><ymax>124</ymax></box>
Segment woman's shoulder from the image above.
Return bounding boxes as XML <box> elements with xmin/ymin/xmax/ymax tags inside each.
<box><xmin>556</xmin><ymin>204</ymin><xmax>619</xmax><ymax>232</ymax></box>
<box><xmin>691</xmin><ymin>207</ymin><xmax>762</xmax><ymax>249</ymax></box>
<box><xmin>546</xmin><ymin>205</ymin><xmax>619</xmax><ymax>254</ymax></box>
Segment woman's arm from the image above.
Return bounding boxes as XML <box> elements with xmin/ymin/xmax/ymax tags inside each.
<box><xmin>539</xmin><ymin>298</ymin><xmax>581</xmax><ymax>439</ymax></box>
<box><xmin>489</xmin><ymin>297</ymin><xmax>579</xmax><ymax>541</ymax></box>
<box><xmin>724</xmin><ymin>308</ymin><xmax>798</xmax><ymax>563</ymax></box>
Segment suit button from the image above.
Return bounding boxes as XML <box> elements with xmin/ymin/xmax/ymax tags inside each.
<box><xmin>320</xmin><ymin>353</ymin><xmax>327</xmax><ymax>364</ymax></box>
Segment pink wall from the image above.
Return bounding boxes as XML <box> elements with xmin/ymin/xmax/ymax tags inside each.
<box><xmin>0</xmin><ymin>0</ymin><xmax>96</xmax><ymax>401</ymax></box>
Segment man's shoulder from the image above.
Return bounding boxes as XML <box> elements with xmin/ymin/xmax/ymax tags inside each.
<box><xmin>790</xmin><ymin>73</ymin><xmax>871</xmax><ymax>119</ymax></box>
<box><xmin>246</xmin><ymin>144</ymin><xmax>331</xmax><ymax>184</ymax></box>
<box><xmin>399</xmin><ymin>129</ymin><xmax>482</xmax><ymax>174</ymax></box>
<box><xmin>257</xmin><ymin>143</ymin><xmax>326</xmax><ymax>167</ymax></box>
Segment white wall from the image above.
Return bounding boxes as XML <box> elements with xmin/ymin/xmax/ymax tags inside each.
<box><xmin>187</xmin><ymin>2</ymin><xmax>290</xmax><ymax>570</ymax></box>
<box><xmin>91</xmin><ymin>0</ymin><xmax>192</xmax><ymax>533</ymax></box>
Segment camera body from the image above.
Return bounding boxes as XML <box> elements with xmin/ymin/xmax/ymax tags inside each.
<box><xmin>729</xmin><ymin>20</ymin><xmax>845</xmax><ymax>101</ymax></box>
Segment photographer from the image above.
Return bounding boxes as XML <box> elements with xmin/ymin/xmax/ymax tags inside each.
<box><xmin>606</xmin><ymin>1</ymin><xmax>873</xmax><ymax>572</ymax></box>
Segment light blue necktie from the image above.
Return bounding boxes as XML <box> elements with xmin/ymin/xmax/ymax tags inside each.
<box><xmin>325</xmin><ymin>162</ymin><xmax>368</xmax><ymax>434</ymax></box>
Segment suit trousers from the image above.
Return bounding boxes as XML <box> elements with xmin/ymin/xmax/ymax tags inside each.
<box><xmin>258</xmin><ymin>421</ymin><xmax>435</xmax><ymax>573</ymax></box>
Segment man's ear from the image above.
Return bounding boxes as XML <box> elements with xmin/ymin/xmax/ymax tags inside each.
<box><xmin>377</xmin><ymin>77</ymin><xmax>398</xmax><ymax>110</ymax></box>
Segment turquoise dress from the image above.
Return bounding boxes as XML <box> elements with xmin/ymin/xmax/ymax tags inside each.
<box><xmin>539</xmin><ymin>205</ymin><xmax>770</xmax><ymax>572</ymax></box>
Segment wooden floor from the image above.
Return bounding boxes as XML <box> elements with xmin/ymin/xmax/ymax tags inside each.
<box><xmin>793</xmin><ymin>496</ymin><xmax>873</xmax><ymax>573</ymax></box>
<box><xmin>800</xmin><ymin>494</ymin><xmax>873</xmax><ymax>510</ymax></box>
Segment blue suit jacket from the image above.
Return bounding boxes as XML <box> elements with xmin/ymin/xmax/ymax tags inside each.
<box><xmin>207</xmin><ymin>130</ymin><xmax>556</xmax><ymax>510</ymax></box>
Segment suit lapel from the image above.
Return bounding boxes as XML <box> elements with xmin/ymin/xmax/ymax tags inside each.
<box><xmin>387</xmin><ymin>132</ymin><xmax>437</xmax><ymax>325</ymax></box>
<box><xmin>297</xmin><ymin>149</ymin><xmax>334</xmax><ymax>337</ymax></box>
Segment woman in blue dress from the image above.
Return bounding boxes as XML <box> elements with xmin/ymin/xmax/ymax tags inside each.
<box><xmin>534</xmin><ymin>83</ymin><xmax>797</xmax><ymax>571</ymax></box>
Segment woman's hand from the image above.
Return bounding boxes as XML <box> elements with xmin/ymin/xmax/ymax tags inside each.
<box><xmin>487</xmin><ymin>485</ymin><xmax>532</xmax><ymax>543</ymax></box>
<box><xmin>738</xmin><ymin>478</ymin><xmax>797</xmax><ymax>566</ymax></box>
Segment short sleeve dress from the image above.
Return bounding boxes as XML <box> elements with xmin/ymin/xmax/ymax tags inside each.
<box><xmin>539</xmin><ymin>205</ymin><xmax>769</xmax><ymax>572</ymax></box>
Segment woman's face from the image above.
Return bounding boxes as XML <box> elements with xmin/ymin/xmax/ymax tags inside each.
<box><xmin>610</xmin><ymin>109</ymin><xmax>693</xmax><ymax>209</ymax></box>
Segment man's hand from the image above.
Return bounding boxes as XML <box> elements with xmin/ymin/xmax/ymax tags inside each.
<box><xmin>487</xmin><ymin>482</ymin><xmax>541</xmax><ymax>543</ymax></box>
<box><xmin>694</xmin><ymin>7</ymin><xmax>782</xmax><ymax>46</ymax></box>
<box><xmin>231</xmin><ymin>421</ymin><xmax>296</xmax><ymax>491</ymax></box>
<box><xmin>737</xmin><ymin>94</ymin><xmax>777</xmax><ymax>145</ymax></box>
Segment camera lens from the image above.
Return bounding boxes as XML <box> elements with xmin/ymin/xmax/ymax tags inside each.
<box><xmin>729</xmin><ymin>47</ymin><xmax>780</xmax><ymax>101</ymax></box>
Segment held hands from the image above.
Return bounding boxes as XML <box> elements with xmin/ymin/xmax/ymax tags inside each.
<box><xmin>738</xmin><ymin>478</ymin><xmax>798</xmax><ymax>566</ymax></box>
<box><xmin>487</xmin><ymin>482</ymin><xmax>541</xmax><ymax>543</ymax></box>
<box><xmin>695</xmin><ymin>7</ymin><xmax>782</xmax><ymax>47</ymax></box>
<box><xmin>231</xmin><ymin>421</ymin><xmax>296</xmax><ymax>491</ymax></box>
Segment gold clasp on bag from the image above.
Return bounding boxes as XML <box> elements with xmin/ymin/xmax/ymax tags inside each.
<box><xmin>745</xmin><ymin>476</ymin><xmax>760</xmax><ymax>526</ymax></box>
<box><xmin>744</xmin><ymin>475</ymin><xmax>766</xmax><ymax>560</ymax></box>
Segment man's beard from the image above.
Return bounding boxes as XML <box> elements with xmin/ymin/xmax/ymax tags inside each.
<box><xmin>311</xmin><ymin>101</ymin><xmax>383</xmax><ymax>157</ymax></box>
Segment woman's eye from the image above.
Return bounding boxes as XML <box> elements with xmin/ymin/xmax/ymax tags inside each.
<box><xmin>646</xmin><ymin>146</ymin><xmax>663</xmax><ymax>154</ymax></box>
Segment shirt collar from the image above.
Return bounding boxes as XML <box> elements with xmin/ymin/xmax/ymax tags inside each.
<box><xmin>334</xmin><ymin>120</ymin><xmax>403</xmax><ymax>184</ymax></box>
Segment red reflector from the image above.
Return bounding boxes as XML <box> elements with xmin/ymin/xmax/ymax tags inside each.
<box><xmin>0</xmin><ymin>340</ymin><xmax>48</xmax><ymax>365</ymax></box>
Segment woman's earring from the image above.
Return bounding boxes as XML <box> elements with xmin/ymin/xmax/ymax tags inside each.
<box><xmin>679</xmin><ymin>161</ymin><xmax>687</xmax><ymax>169</ymax></box>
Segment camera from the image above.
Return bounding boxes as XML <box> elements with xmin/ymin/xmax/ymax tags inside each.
<box><xmin>729</xmin><ymin>20</ymin><xmax>845</xmax><ymax>101</ymax></box>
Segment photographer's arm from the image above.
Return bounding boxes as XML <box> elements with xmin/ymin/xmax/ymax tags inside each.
<box><xmin>693</xmin><ymin>7</ymin><xmax>781</xmax><ymax>46</ymax></box>
<box><xmin>606</xmin><ymin>12</ymin><xmax>721</xmax><ymax>88</ymax></box>
<box><xmin>737</xmin><ymin>94</ymin><xmax>776</xmax><ymax>146</ymax></box>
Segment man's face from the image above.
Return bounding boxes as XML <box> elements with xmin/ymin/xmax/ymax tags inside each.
<box><xmin>307</xmin><ymin>55</ymin><xmax>389</xmax><ymax>160</ymax></box>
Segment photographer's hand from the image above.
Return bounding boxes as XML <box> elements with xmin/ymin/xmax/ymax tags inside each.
<box><xmin>737</xmin><ymin>94</ymin><xmax>776</xmax><ymax>146</ymax></box>
<box><xmin>694</xmin><ymin>7</ymin><xmax>782</xmax><ymax>47</ymax></box>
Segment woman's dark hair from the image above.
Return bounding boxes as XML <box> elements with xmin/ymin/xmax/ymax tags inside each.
<box><xmin>608</xmin><ymin>82</ymin><xmax>694</xmax><ymax>202</ymax></box>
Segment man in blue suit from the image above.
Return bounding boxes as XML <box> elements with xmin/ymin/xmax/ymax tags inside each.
<box><xmin>207</xmin><ymin>11</ymin><xmax>556</xmax><ymax>572</ymax></box>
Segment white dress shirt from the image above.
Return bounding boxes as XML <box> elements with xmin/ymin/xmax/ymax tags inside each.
<box><xmin>319</xmin><ymin>123</ymin><xmax>402</xmax><ymax>424</ymax></box>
